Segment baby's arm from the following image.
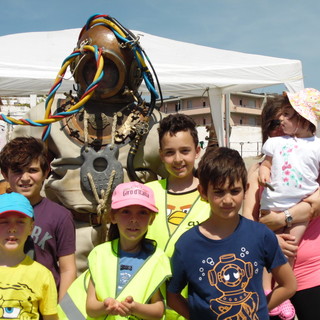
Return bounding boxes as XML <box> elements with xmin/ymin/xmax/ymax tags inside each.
<box><xmin>86</xmin><ymin>278</ymin><xmax>127</xmax><ymax>318</ymax></box>
<box><xmin>120</xmin><ymin>290</ymin><xmax>165</xmax><ymax>320</ymax></box>
<box><xmin>167</xmin><ymin>291</ymin><xmax>190</xmax><ymax>320</ymax></box>
<box><xmin>258</xmin><ymin>155</ymin><xmax>272</xmax><ymax>185</ymax></box>
<box><xmin>268</xmin><ymin>263</ymin><xmax>296</xmax><ymax>311</ymax></box>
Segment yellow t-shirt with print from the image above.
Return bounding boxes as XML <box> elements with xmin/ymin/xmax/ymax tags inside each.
<box><xmin>167</xmin><ymin>189</ymin><xmax>199</xmax><ymax>235</ymax></box>
<box><xmin>0</xmin><ymin>255</ymin><xmax>58</xmax><ymax>319</ymax></box>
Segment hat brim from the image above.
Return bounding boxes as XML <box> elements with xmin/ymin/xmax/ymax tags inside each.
<box><xmin>0</xmin><ymin>210</ymin><xmax>33</xmax><ymax>218</ymax></box>
<box><xmin>287</xmin><ymin>91</ymin><xmax>318</xmax><ymax>127</ymax></box>
<box><xmin>112</xmin><ymin>200</ymin><xmax>158</xmax><ymax>213</ymax></box>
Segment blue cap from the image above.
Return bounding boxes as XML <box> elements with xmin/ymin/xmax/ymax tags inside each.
<box><xmin>0</xmin><ymin>193</ymin><xmax>34</xmax><ymax>219</ymax></box>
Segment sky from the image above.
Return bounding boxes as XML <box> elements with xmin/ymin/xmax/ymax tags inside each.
<box><xmin>1</xmin><ymin>0</ymin><xmax>320</xmax><ymax>93</ymax></box>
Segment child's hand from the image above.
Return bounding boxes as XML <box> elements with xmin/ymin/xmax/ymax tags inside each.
<box><xmin>258</xmin><ymin>173</ymin><xmax>270</xmax><ymax>186</ymax></box>
<box><xmin>120</xmin><ymin>296</ymin><xmax>136</xmax><ymax>316</ymax></box>
<box><xmin>103</xmin><ymin>297</ymin><xmax>127</xmax><ymax>316</ymax></box>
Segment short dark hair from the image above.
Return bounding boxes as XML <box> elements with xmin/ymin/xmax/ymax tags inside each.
<box><xmin>0</xmin><ymin>137</ymin><xmax>49</xmax><ymax>176</ymax></box>
<box><xmin>197</xmin><ymin>147</ymin><xmax>247</xmax><ymax>193</ymax></box>
<box><xmin>158</xmin><ymin>113</ymin><xmax>199</xmax><ymax>148</ymax></box>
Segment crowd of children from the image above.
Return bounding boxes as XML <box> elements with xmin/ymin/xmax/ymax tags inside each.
<box><xmin>2</xmin><ymin>91</ymin><xmax>320</xmax><ymax>319</ymax></box>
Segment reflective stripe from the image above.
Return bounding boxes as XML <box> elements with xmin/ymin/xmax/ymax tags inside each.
<box><xmin>59</xmin><ymin>292</ymin><xmax>86</xmax><ymax>320</ymax></box>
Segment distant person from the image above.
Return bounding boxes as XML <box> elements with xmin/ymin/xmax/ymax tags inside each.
<box><xmin>58</xmin><ymin>182</ymin><xmax>171</xmax><ymax>320</ymax></box>
<box><xmin>0</xmin><ymin>137</ymin><xmax>76</xmax><ymax>301</ymax></box>
<box><xmin>167</xmin><ymin>147</ymin><xmax>296</xmax><ymax>319</ymax></box>
<box><xmin>0</xmin><ymin>192</ymin><xmax>58</xmax><ymax>320</ymax></box>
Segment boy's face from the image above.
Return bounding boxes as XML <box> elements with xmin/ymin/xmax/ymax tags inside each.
<box><xmin>160</xmin><ymin>130</ymin><xmax>200</xmax><ymax>180</ymax></box>
<box><xmin>198</xmin><ymin>179</ymin><xmax>244</xmax><ymax>221</ymax></box>
<box><xmin>3</xmin><ymin>158</ymin><xmax>48</xmax><ymax>205</ymax></box>
<box><xmin>0</xmin><ymin>213</ymin><xmax>33</xmax><ymax>253</ymax></box>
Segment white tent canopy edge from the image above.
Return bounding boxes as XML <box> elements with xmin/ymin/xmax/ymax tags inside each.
<box><xmin>0</xmin><ymin>28</ymin><xmax>304</xmax><ymax>146</ymax></box>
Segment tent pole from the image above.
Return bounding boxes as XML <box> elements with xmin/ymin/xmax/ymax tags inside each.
<box><xmin>225</xmin><ymin>93</ymin><xmax>230</xmax><ymax>148</ymax></box>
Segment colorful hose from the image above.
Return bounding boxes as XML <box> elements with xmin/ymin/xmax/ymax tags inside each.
<box><xmin>0</xmin><ymin>14</ymin><xmax>161</xmax><ymax>140</ymax></box>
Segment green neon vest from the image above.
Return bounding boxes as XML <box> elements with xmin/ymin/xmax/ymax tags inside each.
<box><xmin>58</xmin><ymin>239</ymin><xmax>171</xmax><ymax>320</ymax></box>
<box><xmin>146</xmin><ymin>179</ymin><xmax>211</xmax><ymax>257</ymax></box>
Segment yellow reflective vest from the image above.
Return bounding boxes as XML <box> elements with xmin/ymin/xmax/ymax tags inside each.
<box><xmin>58</xmin><ymin>239</ymin><xmax>172</xmax><ymax>320</ymax></box>
<box><xmin>146</xmin><ymin>179</ymin><xmax>211</xmax><ymax>257</ymax></box>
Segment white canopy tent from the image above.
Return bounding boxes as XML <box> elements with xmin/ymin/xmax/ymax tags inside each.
<box><xmin>0</xmin><ymin>28</ymin><xmax>304</xmax><ymax>146</ymax></box>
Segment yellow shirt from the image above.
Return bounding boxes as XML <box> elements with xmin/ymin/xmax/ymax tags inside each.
<box><xmin>0</xmin><ymin>255</ymin><xmax>58</xmax><ymax>319</ymax></box>
<box><xmin>167</xmin><ymin>189</ymin><xmax>199</xmax><ymax>234</ymax></box>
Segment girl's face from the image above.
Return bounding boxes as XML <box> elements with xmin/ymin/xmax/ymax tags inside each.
<box><xmin>111</xmin><ymin>205</ymin><xmax>155</xmax><ymax>252</ymax></box>
<box><xmin>280</xmin><ymin>106</ymin><xmax>300</xmax><ymax>136</ymax></box>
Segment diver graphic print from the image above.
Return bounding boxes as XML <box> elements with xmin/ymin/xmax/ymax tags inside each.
<box><xmin>168</xmin><ymin>216</ymin><xmax>287</xmax><ymax>319</ymax></box>
<box><xmin>207</xmin><ymin>253</ymin><xmax>259</xmax><ymax>319</ymax></box>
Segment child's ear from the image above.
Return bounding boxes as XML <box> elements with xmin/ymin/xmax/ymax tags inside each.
<box><xmin>29</xmin><ymin>220</ymin><xmax>34</xmax><ymax>235</ymax></box>
<box><xmin>195</xmin><ymin>145</ymin><xmax>201</xmax><ymax>159</ymax></box>
<box><xmin>197</xmin><ymin>184</ymin><xmax>208</xmax><ymax>202</ymax></box>
<box><xmin>149</xmin><ymin>212</ymin><xmax>156</xmax><ymax>225</ymax></box>
<box><xmin>110</xmin><ymin>212</ymin><xmax>117</xmax><ymax>224</ymax></box>
<box><xmin>159</xmin><ymin>148</ymin><xmax>164</xmax><ymax>162</ymax></box>
<box><xmin>1</xmin><ymin>170</ymin><xmax>8</xmax><ymax>180</ymax></box>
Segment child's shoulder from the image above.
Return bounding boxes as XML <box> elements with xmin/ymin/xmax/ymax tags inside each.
<box><xmin>176</xmin><ymin>225</ymin><xmax>200</xmax><ymax>245</ymax></box>
<box><xmin>240</xmin><ymin>216</ymin><xmax>276</xmax><ymax>237</ymax></box>
<box><xmin>146</xmin><ymin>178</ymin><xmax>166</xmax><ymax>189</ymax></box>
<box><xmin>22</xmin><ymin>255</ymin><xmax>55</xmax><ymax>276</ymax></box>
<box><xmin>36</xmin><ymin>197</ymin><xmax>72</xmax><ymax>216</ymax></box>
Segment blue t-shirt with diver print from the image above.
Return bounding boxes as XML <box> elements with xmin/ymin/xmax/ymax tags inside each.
<box><xmin>167</xmin><ymin>216</ymin><xmax>287</xmax><ymax>319</ymax></box>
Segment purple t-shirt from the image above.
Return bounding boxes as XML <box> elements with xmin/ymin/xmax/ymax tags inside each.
<box><xmin>31</xmin><ymin>197</ymin><xmax>75</xmax><ymax>288</ymax></box>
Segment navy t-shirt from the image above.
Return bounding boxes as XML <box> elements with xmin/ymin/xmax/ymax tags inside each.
<box><xmin>167</xmin><ymin>216</ymin><xmax>287</xmax><ymax>319</ymax></box>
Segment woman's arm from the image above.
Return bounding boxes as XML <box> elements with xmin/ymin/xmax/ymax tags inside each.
<box><xmin>268</xmin><ymin>262</ymin><xmax>297</xmax><ymax>311</ymax></box>
<box><xmin>242</xmin><ymin>163</ymin><xmax>261</xmax><ymax>221</ymax></box>
<box><xmin>259</xmin><ymin>201</ymin><xmax>312</xmax><ymax>231</ymax></box>
<box><xmin>120</xmin><ymin>290</ymin><xmax>165</xmax><ymax>320</ymax></box>
<box><xmin>167</xmin><ymin>291</ymin><xmax>190</xmax><ymax>320</ymax></box>
<box><xmin>303</xmin><ymin>187</ymin><xmax>320</xmax><ymax>218</ymax></box>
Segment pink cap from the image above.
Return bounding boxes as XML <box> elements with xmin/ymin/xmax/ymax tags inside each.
<box><xmin>111</xmin><ymin>182</ymin><xmax>158</xmax><ymax>212</ymax></box>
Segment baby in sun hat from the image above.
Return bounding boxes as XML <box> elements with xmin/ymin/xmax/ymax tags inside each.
<box><xmin>258</xmin><ymin>88</ymin><xmax>320</xmax><ymax>319</ymax></box>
